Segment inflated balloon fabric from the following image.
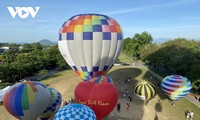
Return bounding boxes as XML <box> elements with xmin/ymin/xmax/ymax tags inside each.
<box><xmin>3</xmin><ymin>81</ymin><xmax>50</xmax><ymax>120</ymax></box>
<box><xmin>54</xmin><ymin>103</ymin><xmax>96</xmax><ymax>120</ymax></box>
<box><xmin>90</xmin><ymin>75</ymin><xmax>113</xmax><ymax>83</ymax></box>
<box><xmin>161</xmin><ymin>75</ymin><xmax>192</xmax><ymax>101</ymax></box>
<box><xmin>74</xmin><ymin>81</ymin><xmax>118</xmax><ymax>120</ymax></box>
<box><xmin>58</xmin><ymin>14</ymin><xmax>123</xmax><ymax>80</ymax></box>
<box><xmin>133</xmin><ymin>81</ymin><xmax>156</xmax><ymax>101</ymax></box>
<box><xmin>40</xmin><ymin>88</ymin><xmax>62</xmax><ymax>120</ymax></box>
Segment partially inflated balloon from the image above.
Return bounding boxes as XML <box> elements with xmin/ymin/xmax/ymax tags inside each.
<box><xmin>3</xmin><ymin>81</ymin><xmax>50</xmax><ymax>120</ymax></box>
<box><xmin>54</xmin><ymin>103</ymin><xmax>96</xmax><ymax>120</ymax></box>
<box><xmin>39</xmin><ymin>88</ymin><xmax>62</xmax><ymax>120</ymax></box>
<box><xmin>58</xmin><ymin>14</ymin><xmax>123</xmax><ymax>80</ymax></box>
<box><xmin>133</xmin><ymin>81</ymin><xmax>156</xmax><ymax>101</ymax></box>
<box><xmin>74</xmin><ymin>81</ymin><xmax>118</xmax><ymax>120</ymax></box>
<box><xmin>161</xmin><ymin>75</ymin><xmax>192</xmax><ymax>101</ymax></box>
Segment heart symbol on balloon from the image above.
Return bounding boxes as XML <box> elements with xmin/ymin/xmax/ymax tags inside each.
<box><xmin>74</xmin><ymin>81</ymin><xmax>119</xmax><ymax>120</ymax></box>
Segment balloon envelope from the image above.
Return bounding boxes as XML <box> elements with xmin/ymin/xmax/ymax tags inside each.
<box><xmin>58</xmin><ymin>14</ymin><xmax>123</xmax><ymax>81</ymax></box>
<box><xmin>3</xmin><ymin>81</ymin><xmax>50</xmax><ymax>120</ymax></box>
<box><xmin>74</xmin><ymin>81</ymin><xmax>118</xmax><ymax>120</ymax></box>
<box><xmin>40</xmin><ymin>88</ymin><xmax>62</xmax><ymax>120</ymax></box>
<box><xmin>54</xmin><ymin>103</ymin><xmax>96</xmax><ymax>120</ymax></box>
<box><xmin>89</xmin><ymin>75</ymin><xmax>113</xmax><ymax>83</ymax></box>
<box><xmin>133</xmin><ymin>81</ymin><xmax>156</xmax><ymax>101</ymax></box>
<box><xmin>161</xmin><ymin>75</ymin><xmax>192</xmax><ymax>101</ymax></box>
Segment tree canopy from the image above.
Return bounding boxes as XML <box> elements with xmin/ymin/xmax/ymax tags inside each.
<box><xmin>0</xmin><ymin>44</ymin><xmax>69</xmax><ymax>83</ymax></box>
<box><xmin>140</xmin><ymin>38</ymin><xmax>200</xmax><ymax>82</ymax></box>
<box><xmin>122</xmin><ymin>31</ymin><xmax>153</xmax><ymax>59</ymax></box>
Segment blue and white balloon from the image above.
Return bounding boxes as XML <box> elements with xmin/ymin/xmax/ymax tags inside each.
<box><xmin>54</xmin><ymin>103</ymin><xmax>96</xmax><ymax>120</ymax></box>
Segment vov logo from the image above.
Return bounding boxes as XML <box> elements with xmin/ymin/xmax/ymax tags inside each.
<box><xmin>7</xmin><ymin>7</ymin><xmax>40</xmax><ymax>19</ymax></box>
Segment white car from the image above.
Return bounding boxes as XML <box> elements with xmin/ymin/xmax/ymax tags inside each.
<box><xmin>114</xmin><ymin>63</ymin><xmax>121</xmax><ymax>66</ymax></box>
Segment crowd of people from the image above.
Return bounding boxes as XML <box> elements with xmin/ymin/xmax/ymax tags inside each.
<box><xmin>117</xmin><ymin>76</ymin><xmax>133</xmax><ymax>113</ymax></box>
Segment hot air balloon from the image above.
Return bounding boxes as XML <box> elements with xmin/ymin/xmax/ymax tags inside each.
<box><xmin>58</xmin><ymin>14</ymin><xmax>123</xmax><ymax>81</ymax></box>
<box><xmin>54</xmin><ymin>103</ymin><xmax>96</xmax><ymax>120</ymax></box>
<box><xmin>89</xmin><ymin>75</ymin><xmax>113</xmax><ymax>83</ymax></box>
<box><xmin>74</xmin><ymin>80</ymin><xmax>118</xmax><ymax>120</ymax></box>
<box><xmin>39</xmin><ymin>88</ymin><xmax>62</xmax><ymax>120</ymax></box>
<box><xmin>3</xmin><ymin>81</ymin><xmax>50</xmax><ymax>120</ymax></box>
<box><xmin>133</xmin><ymin>81</ymin><xmax>156</xmax><ymax>103</ymax></box>
<box><xmin>161</xmin><ymin>75</ymin><xmax>192</xmax><ymax>101</ymax></box>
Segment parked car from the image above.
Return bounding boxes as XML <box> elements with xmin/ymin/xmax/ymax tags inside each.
<box><xmin>114</xmin><ymin>63</ymin><xmax>121</xmax><ymax>66</ymax></box>
<box><xmin>121</xmin><ymin>62</ymin><xmax>130</xmax><ymax>66</ymax></box>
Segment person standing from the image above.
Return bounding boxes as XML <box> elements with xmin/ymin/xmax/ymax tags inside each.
<box><xmin>127</xmin><ymin>77</ymin><xmax>131</xmax><ymax>84</ymax></box>
<box><xmin>190</xmin><ymin>111</ymin><xmax>194</xmax><ymax>120</ymax></box>
<box><xmin>128</xmin><ymin>95</ymin><xmax>132</xmax><ymax>102</ymax></box>
<box><xmin>154</xmin><ymin>112</ymin><xmax>158</xmax><ymax>120</ymax></box>
<box><xmin>186</xmin><ymin>111</ymin><xmax>190</xmax><ymax>119</ymax></box>
<box><xmin>130</xmin><ymin>96</ymin><xmax>132</xmax><ymax>102</ymax></box>
<box><xmin>157</xmin><ymin>83</ymin><xmax>160</xmax><ymax>88</ymax></box>
<box><xmin>117</xmin><ymin>103</ymin><xmax>121</xmax><ymax>112</ymax></box>
<box><xmin>63</xmin><ymin>99</ymin><xmax>67</xmax><ymax>106</ymax></box>
<box><xmin>125</xmin><ymin>89</ymin><xmax>128</xmax><ymax>96</ymax></box>
<box><xmin>126</xmin><ymin>103</ymin><xmax>130</xmax><ymax>110</ymax></box>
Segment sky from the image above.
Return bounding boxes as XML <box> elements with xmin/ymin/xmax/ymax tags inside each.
<box><xmin>0</xmin><ymin>0</ymin><xmax>200</xmax><ymax>43</ymax></box>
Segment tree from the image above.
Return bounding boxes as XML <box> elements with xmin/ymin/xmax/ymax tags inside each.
<box><xmin>133</xmin><ymin>31</ymin><xmax>153</xmax><ymax>47</ymax></box>
<box><xmin>123</xmin><ymin>31</ymin><xmax>153</xmax><ymax>59</ymax></box>
<box><xmin>32</xmin><ymin>42</ymin><xmax>42</xmax><ymax>50</ymax></box>
<box><xmin>39</xmin><ymin>69</ymin><xmax>48</xmax><ymax>78</ymax></box>
<box><xmin>140</xmin><ymin>43</ymin><xmax>160</xmax><ymax>61</ymax></box>
<box><xmin>21</xmin><ymin>44</ymin><xmax>32</xmax><ymax>53</ymax></box>
<box><xmin>2</xmin><ymin>50</ymin><xmax>16</xmax><ymax>63</ymax></box>
<box><xmin>122</xmin><ymin>37</ymin><xmax>132</xmax><ymax>51</ymax></box>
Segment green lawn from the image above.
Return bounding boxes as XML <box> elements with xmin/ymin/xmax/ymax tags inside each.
<box><xmin>118</xmin><ymin>53</ymin><xmax>133</xmax><ymax>64</ymax></box>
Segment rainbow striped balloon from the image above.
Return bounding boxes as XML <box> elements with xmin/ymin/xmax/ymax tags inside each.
<box><xmin>58</xmin><ymin>14</ymin><xmax>123</xmax><ymax>81</ymax></box>
<box><xmin>89</xmin><ymin>75</ymin><xmax>113</xmax><ymax>84</ymax></box>
<box><xmin>40</xmin><ymin>88</ymin><xmax>62</xmax><ymax>120</ymax></box>
<box><xmin>161</xmin><ymin>75</ymin><xmax>192</xmax><ymax>101</ymax></box>
<box><xmin>3</xmin><ymin>81</ymin><xmax>50</xmax><ymax>120</ymax></box>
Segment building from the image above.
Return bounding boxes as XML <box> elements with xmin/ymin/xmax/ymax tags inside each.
<box><xmin>0</xmin><ymin>47</ymin><xmax>10</xmax><ymax>54</ymax></box>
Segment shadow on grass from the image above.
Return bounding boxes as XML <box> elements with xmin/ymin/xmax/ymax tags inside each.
<box><xmin>108</xmin><ymin>67</ymin><xmax>143</xmax><ymax>98</ymax></box>
<box><xmin>48</xmin><ymin>74</ymin><xmax>62</xmax><ymax>79</ymax></box>
<box><xmin>105</xmin><ymin>113</ymin><xmax>135</xmax><ymax>120</ymax></box>
<box><xmin>155</xmin><ymin>100</ymin><xmax>162</xmax><ymax>112</ymax></box>
<box><xmin>106</xmin><ymin>67</ymin><xmax>144</xmax><ymax>120</ymax></box>
<box><xmin>41</xmin><ymin>73</ymin><xmax>63</xmax><ymax>81</ymax></box>
<box><xmin>142</xmin><ymin>70</ymin><xmax>168</xmax><ymax>100</ymax></box>
<box><xmin>108</xmin><ymin>67</ymin><xmax>142</xmax><ymax>83</ymax></box>
<box><xmin>142</xmin><ymin>70</ymin><xmax>170</xmax><ymax>114</ymax></box>
<box><xmin>105</xmin><ymin>97</ymin><xmax>145</xmax><ymax>120</ymax></box>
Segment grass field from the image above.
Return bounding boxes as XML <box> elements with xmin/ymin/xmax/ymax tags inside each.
<box><xmin>0</xmin><ymin>54</ymin><xmax>200</xmax><ymax>120</ymax></box>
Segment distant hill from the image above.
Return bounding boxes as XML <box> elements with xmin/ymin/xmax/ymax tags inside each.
<box><xmin>38</xmin><ymin>39</ymin><xmax>57</xmax><ymax>46</ymax></box>
<box><xmin>153</xmin><ymin>38</ymin><xmax>171</xmax><ymax>43</ymax></box>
